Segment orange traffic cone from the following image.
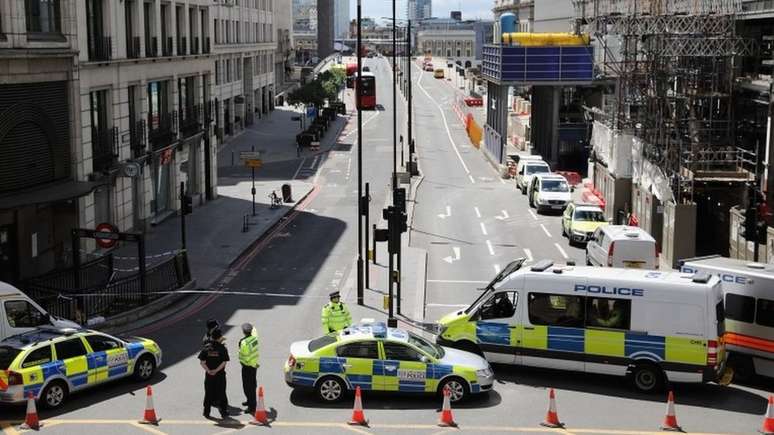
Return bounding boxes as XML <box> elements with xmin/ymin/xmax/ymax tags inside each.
<box><xmin>139</xmin><ymin>385</ymin><xmax>160</xmax><ymax>425</ymax></box>
<box><xmin>347</xmin><ymin>386</ymin><xmax>368</xmax><ymax>426</ymax></box>
<box><xmin>438</xmin><ymin>386</ymin><xmax>457</xmax><ymax>427</ymax></box>
<box><xmin>19</xmin><ymin>392</ymin><xmax>40</xmax><ymax>430</ymax></box>
<box><xmin>661</xmin><ymin>391</ymin><xmax>682</xmax><ymax>432</ymax></box>
<box><xmin>249</xmin><ymin>386</ymin><xmax>269</xmax><ymax>426</ymax></box>
<box><xmin>761</xmin><ymin>395</ymin><xmax>774</xmax><ymax>435</ymax></box>
<box><xmin>540</xmin><ymin>388</ymin><xmax>564</xmax><ymax>428</ymax></box>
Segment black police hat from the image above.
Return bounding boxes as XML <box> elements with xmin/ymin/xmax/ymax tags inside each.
<box><xmin>329</xmin><ymin>291</ymin><xmax>341</xmax><ymax>299</ymax></box>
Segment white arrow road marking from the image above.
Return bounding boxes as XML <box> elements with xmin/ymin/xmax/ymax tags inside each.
<box><xmin>555</xmin><ymin>243</ymin><xmax>569</xmax><ymax>260</ymax></box>
<box><xmin>495</xmin><ymin>210</ymin><xmax>510</xmax><ymax>220</ymax></box>
<box><xmin>474</xmin><ymin>206</ymin><xmax>481</xmax><ymax>218</ymax></box>
<box><xmin>540</xmin><ymin>224</ymin><xmax>552</xmax><ymax>238</ymax></box>
<box><xmin>437</xmin><ymin>206</ymin><xmax>452</xmax><ymax>219</ymax></box>
<box><xmin>486</xmin><ymin>240</ymin><xmax>495</xmax><ymax>256</ymax></box>
<box><xmin>442</xmin><ymin>246</ymin><xmax>462</xmax><ymax>264</ymax></box>
<box><xmin>480</xmin><ymin>222</ymin><xmax>488</xmax><ymax>236</ymax></box>
<box><xmin>528</xmin><ymin>210</ymin><xmax>538</xmax><ymax>221</ymax></box>
<box><xmin>523</xmin><ymin>248</ymin><xmax>533</xmax><ymax>262</ymax></box>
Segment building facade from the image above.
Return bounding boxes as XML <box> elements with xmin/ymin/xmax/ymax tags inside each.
<box><xmin>274</xmin><ymin>0</ymin><xmax>294</xmax><ymax>92</ymax></box>
<box><xmin>408</xmin><ymin>0</ymin><xmax>433</xmax><ymax>21</ymax></box>
<box><xmin>334</xmin><ymin>0</ymin><xmax>350</xmax><ymax>39</ymax></box>
<box><xmin>417</xmin><ymin>30</ymin><xmax>476</xmax><ymax>66</ymax></box>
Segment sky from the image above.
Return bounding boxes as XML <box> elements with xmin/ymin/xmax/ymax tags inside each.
<box><xmin>347</xmin><ymin>0</ymin><xmax>494</xmax><ymax>22</ymax></box>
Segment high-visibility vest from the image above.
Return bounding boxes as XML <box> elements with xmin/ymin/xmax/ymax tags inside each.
<box><xmin>238</xmin><ymin>333</ymin><xmax>259</xmax><ymax>368</ymax></box>
<box><xmin>321</xmin><ymin>302</ymin><xmax>352</xmax><ymax>332</ymax></box>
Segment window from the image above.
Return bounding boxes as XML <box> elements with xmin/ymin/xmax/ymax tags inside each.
<box><xmin>4</xmin><ymin>300</ymin><xmax>48</xmax><ymax>328</ymax></box>
<box><xmin>725</xmin><ymin>293</ymin><xmax>755</xmax><ymax>323</ymax></box>
<box><xmin>716</xmin><ymin>300</ymin><xmax>726</xmax><ymax>336</ymax></box>
<box><xmin>336</xmin><ymin>342</ymin><xmax>379</xmax><ymax>359</ymax></box>
<box><xmin>383</xmin><ymin>342</ymin><xmax>425</xmax><ymax>362</ymax></box>
<box><xmin>528</xmin><ymin>293</ymin><xmax>584</xmax><ymax>328</ymax></box>
<box><xmin>478</xmin><ymin>291</ymin><xmax>518</xmax><ymax>320</ymax></box>
<box><xmin>585</xmin><ymin>297</ymin><xmax>631</xmax><ymax>330</ymax></box>
<box><xmin>23</xmin><ymin>345</ymin><xmax>52</xmax><ymax>368</ymax></box>
<box><xmin>85</xmin><ymin>335</ymin><xmax>122</xmax><ymax>352</ymax></box>
<box><xmin>26</xmin><ymin>0</ymin><xmax>61</xmax><ymax>34</ymax></box>
<box><xmin>756</xmin><ymin>298</ymin><xmax>774</xmax><ymax>327</ymax></box>
<box><xmin>308</xmin><ymin>335</ymin><xmax>337</xmax><ymax>352</ymax></box>
<box><xmin>54</xmin><ymin>338</ymin><xmax>88</xmax><ymax>360</ymax></box>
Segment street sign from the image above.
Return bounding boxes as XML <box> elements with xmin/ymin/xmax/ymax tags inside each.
<box><xmin>239</xmin><ymin>151</ymin><xmax>261</xmax><ymax>160</ymax></box>
<box><xmin>93</xmin><ymin>223</ymin><xmax>119</xmax><ymax>249</ymax></box>
<box><xmin>244</xmin><ymin>159</ymin><xmax>263</xmax><ymax>168</ymax></box>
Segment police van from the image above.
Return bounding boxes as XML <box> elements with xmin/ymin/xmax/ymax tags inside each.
<box><xmin>436</xmin><ymin>259</ymin><xmax>728</xmax><ymax>392</ymax></box>
<box><xmin>680</xmin><ymin>256</ymin><xmax>774</xmax><ymax>381</ymax></box>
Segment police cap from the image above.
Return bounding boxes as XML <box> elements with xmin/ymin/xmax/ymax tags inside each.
<box><xmin>329</xmin><ymin>291</ymin><xmax>341</xmax><ymax>300</ymax></box>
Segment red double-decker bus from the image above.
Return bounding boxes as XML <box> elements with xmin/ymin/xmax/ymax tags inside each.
<box><xmin>356</xmin><ymin>72</ymin><xmax>376</xmax><ymax>110</ymax></box>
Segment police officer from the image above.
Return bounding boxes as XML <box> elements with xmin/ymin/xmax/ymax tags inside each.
<box><xmin>321</xmin><ymin>291</ymin><xmax>352</xmax><ymax>333</ymax></box>
<box><xmin>238</xmin><ymin>323</ymin><xmax>259</xmax><ymax>414</ymax></box>
<box><xmin>199</xmin><ymin>328</ymin><xmax>229</xmax><ymax>419</ymax></box>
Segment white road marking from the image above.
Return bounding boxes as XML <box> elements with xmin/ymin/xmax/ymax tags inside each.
<box><xmin>486</xmin><ymin>240</ymin><xmax>495</xmax><ymax>256</ymax></box>
<box><xmin>495</xmin><ymin>210</ymin><xmax>510</xmax><ymax>220</ymax></box>
<box><xmin>540</xmin><ymin>224</ymin><xmax>552</xmax><ymax>238</ymax></box>
<box><xmin>442</xmin><ymin>246</ymin><xmax>461</xmax><ymax>264</ymax></box>
<box><xmin>555</xmin><ymin>243</ymin><xmax>570</xmax><ymax>260</ymax></box>
<box><xmin>426</xmin><ymin>303</ymin><xmax>469</xmax><ymax>308</ymax></box>
<box><xmin>528</xmin><ymin>209</ymin><xmax>538</xmax><ymax>221</ymax></box>
<box><xmin>292</xmin><ymin>157</ymin><xmax>307</xmax><ymax>180</ymax></box>
<box><xmin>427</xmin><ymin>279</ymin><xmax>489</xmax><ymax>284</ymax></box>
<box><xmin>437</xmin><ymin>205</ymin><xmax>452</xmax><ymax>219</ymax></box>
<box><xmin>480</xmin><ymin>222</ymin><xmax>488</xmax><ymax>236</ymax></box>
<box><xmin>417</xmin><ymin>69</ymin><xmax>473</xmax><ymax>182</ymax></box>
<box><xmin>310</xmin><ymin>155</ymin><xmax>320</xmax><ymax>169</ymax></box>
<box><xmin>494</xmin><ymin>264</ymin><xmax>501</xmax><ymax>273</ymax></box>
<box><xmin>342</xmin><ymin>111</ymin><xmax>381</xmax><ymax>139</ymax></box>
<box><xmin>474</xmin><ymin>206</ymin><xmax>481</xmax><ymax>218</ymax></box>
<box><xmin>313</xmin><ymin>155</ymin><xmax>325</xmax><ymax>184</ymax></box>
<box><xmin>468</xmin><ymin>174</ymin><xmax>476</xmax><ymax>184</ymax></box>
<box><xmin>523</xmin><ymin>248</ymin><xmax>533</xmax><ymax>262</ymax></box>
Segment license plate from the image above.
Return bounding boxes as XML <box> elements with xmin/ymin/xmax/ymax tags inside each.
<box><xmin>623</xmin><ymin>261</ymin><xmax>644</xmax><ymax>268</ymax></box>
<box><xmin>552</xmin><ymin>205</ymin><xmax>563</xmax><ymax>209</ymax></box>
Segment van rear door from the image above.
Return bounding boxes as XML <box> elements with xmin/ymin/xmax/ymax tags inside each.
<box><xmin>616</xmin><ymin>240</ymin><xmax>656</xmax><ymax>269</ymax></box>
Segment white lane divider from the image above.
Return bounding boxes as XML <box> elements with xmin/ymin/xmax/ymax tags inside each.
<box><xmin>416</xmin><ymin>67</ymin><xmax>474</xmax><ymax>183</ymax></box>
<box><xmin>480</xmin><ymin>222</ymin><xmax>488</xmax><ymax>236</ymax></box>
<box><xmin>523</xmin><ymin>248</ymin><xmax>533</xmax><ymax>262</ymax></box>
<box><xmin>495</xmin><ymin>210</ymin><xmax>510</xmax><ymax>220</ymax></box>
<box><xmin>437</xmin><ymin>206</ymin><xmax>452</xmax><ymax>219</ymax></box>
<box><xmin>474</xmin><ymin>206</ymin><xmax>481</xmax><ymax>218</ymax></box>
<box><xmin>555</xmin><ymin>243</ymin><xmax>570</xmax><ymax>260</ymax></box>
<box><xmin>540</xmin><ymin>224</ymin><xmax>552</xmax><ymax>238</ymax></box>
<box><xmin>486</xmin><ymin>240</ymin><xmax>495</xmax><ymax>256</ymax></box>
<box><xmin>528</xmin><ymin>210</ymin><xmax>538</xmax><ymax>221</ymax></box>
<box><xmin>442</xmin><ymin>246</ymin><xmax>462</xmax><ymax>264</ymax></box>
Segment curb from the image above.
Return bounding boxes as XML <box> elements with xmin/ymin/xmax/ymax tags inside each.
<box><xmin>101</xmin><ymin>185</ymin><xmax>316</xmax><ymax>334</ymax></box>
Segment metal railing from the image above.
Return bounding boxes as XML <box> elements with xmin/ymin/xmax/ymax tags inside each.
<box><xmin>146</xmin><ymin>36</ymin><xmax>158</xmax><ymax>57</ymax></box>
<box><xmin>92</xmin><ymin>126</ymin><xmax>118</xmax><ymax>172</ymax></box>
<box><xmin>163</xmin><ymin>36</ymin><xmax>173</xmax><ymax>56</ymax></box>
<box><xmin>177</xmin><ymin>37</ymin><xmax>187</xmax><ymax>56</ymax></box>
<box><xmin>148</xmin><ymin>111</ymin><xmax>178</xmax><ymax>150</ymax></box>
<box><xmin>204</xmin><ymin>37</ymin><xmax>211</xmax><ymax>54</ymax></box>
<box><xmin>179</xmin><ymin>104</ymin><xmax>203</xmax><ymax>138</ymax></box>
<box><xmin>127</xmin><ymin>36</ymin><xmax>141</xmax><ymax>59</ymax></box>
<box><xmin>130</xmin><ymin>118</ymin><xmax>147</xmax><ymax>158</ymax></box>
<box><xmin>191</xmin><ymin>36</ymin><xmax>200</xmax><ymax>55</ymax></box>
<box><xmin>89</xmin><ymin>36</ymin><xmax>112</xmax><ymax>61</ymax></box>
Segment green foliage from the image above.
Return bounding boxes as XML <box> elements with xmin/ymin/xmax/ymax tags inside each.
<box><xmin>288</xmin><ymin>67</ymin><xmax>346</xmax><ymax>108</ymax></box>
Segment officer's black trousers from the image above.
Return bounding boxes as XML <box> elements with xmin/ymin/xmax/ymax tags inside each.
<box><xmin>242</xmin><ymin>365</ymin><xmax>257</xmax><ymax>411</ymax></box>
<box><xmin>203</xmin><ymin>372</ymin><xmax>228</xmax><ymax>415</ymax></box>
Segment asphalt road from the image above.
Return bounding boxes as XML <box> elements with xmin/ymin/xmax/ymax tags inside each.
<box><xmin>1</xmin><ymin>57</ymin><xmax>771</xmax><ymax>435</ymax></box>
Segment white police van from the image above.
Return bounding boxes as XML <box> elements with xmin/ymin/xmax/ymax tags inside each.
<box><xmin>437</xmin><ymin>259</ymin><xmax>729</xmax><ymax>392</ymax></box>
<box><xmin>680</xmin><ymin>256</ymin><xmax>774</xmax><ymax>381</ymax></box>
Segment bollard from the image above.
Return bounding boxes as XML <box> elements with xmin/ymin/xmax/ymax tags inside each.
<box><xmin>242</xmin><ymin>215</ymin><xmax>249</xmax><ymax>233</ymax></box>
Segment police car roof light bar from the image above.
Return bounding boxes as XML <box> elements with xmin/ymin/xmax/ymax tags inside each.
<box><xmin>531</xmin><ymin>260</ymin><xmax>554</xmax><ymax>272</ymax></box>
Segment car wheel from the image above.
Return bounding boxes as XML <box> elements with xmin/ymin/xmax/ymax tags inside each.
<box><xmin>40</xmin><ymin>380</ymin><xmax>68</xmax><ymax>409</ymax></box>
<box><xmin>316</xmin><ymin>376</ymin><xmax>346</xmax><ymax>402</ymax></box>
<box><xmin>438</xmin><ymin>377</ymin><xmax>469</xmax><ymax>403</ymax></box>
<box><xmin>631</xmin><ymin>363</ymin><xmax>665</xmax><ymax>393</ymax></box>
<box><xmin>134</xmin><ymin>355</ymin><xmax>156</xmax><ymax>381</ymax></box>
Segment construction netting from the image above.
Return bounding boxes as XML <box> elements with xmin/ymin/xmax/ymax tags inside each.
<box><xmin>591</xmin><ymin>120</ymin><xmax>633</xmax><ymax>178</ymax></box>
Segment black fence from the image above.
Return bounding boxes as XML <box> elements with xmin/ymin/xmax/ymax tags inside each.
<box><xmin>23</xmin><ymin>252</ymin><xmax>191</xmax><ymax>323</ymax></box>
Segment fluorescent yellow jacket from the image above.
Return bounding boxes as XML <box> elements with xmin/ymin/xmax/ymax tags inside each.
<box><xmin>321</xmin><ymin>302</ymin><xmax>352</xmax><ymax>333</ymax></box>
<box><xmin>238</xmin><ymin>331</ymin><xmax>259</xmax><ymax>368</ymax></box>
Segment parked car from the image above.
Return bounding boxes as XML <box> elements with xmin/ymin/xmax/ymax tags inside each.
<box><xmin>528</xmin><ymin>173</ymin><xmax>571</xmax><ymax>213</ymax></box>
<box><xmin>561</xmin><ymin>202</ymin><xmax>608</xmax><ymax>245</ymax></box>
<box><xmin>586</xmin><ymin>225</ymin><xmax>658</xmax><ymax>269</ymax></box>
<box><xmin>515</xmin><ymin>157</ymin><xmax>550</xmax><ymax>194</ymax></box>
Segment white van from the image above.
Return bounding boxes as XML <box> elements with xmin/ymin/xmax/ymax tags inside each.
<box><xmin>528</xmin><ymin>173</ymin><xmax>571</xmax><ymax>213</ymax></box>
<box><xmin>0</xmin><ymin>281</ymin><xmax>79</xmax><ymax>341</ymax></box>
<box><xmin>586</xmin><ymin>226</ymin><xmax>657</xmax><ymax>269</ymax></box>
<box><xmin>437</xmin><ymin>259</ymin><xmax>729</xmax><ymax>392</ymax></box>
<box><xmin>680</xmin><ymin>256</ymin><xmax>774</xmax><ymax>381</ymax></box>
<box><xmin>515</xmin><ymin>157</ymin><xmax>550</xmax><ymax>194</ymax></box>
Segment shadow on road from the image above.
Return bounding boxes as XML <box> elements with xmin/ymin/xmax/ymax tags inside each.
<box><xmin>289</xmin><ymin>388</ymin><xmax>501</xmax><ymax>410</ymax></box>
<box><xmin>492</xmin><ymin>363</ymin><xmax>768</xmax><ymax>415</ymax></box>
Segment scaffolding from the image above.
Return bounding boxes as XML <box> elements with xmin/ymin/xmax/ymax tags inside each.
<box><xmin>573</xmin><ymin>0</ymin><xmax>757</xmax><ymax>202</ymax></box>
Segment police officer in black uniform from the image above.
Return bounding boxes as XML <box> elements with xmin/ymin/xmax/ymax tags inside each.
<box><xmin>199</xmin><ymin>328</ymin><xmax>230</xmax><ymax>419</ymax></box>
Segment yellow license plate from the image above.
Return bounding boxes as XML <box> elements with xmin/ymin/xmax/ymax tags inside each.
<box><xmin>623</xmin><ymin>261</ymin><xmax>644</xmax><ymax>269</ymax></box>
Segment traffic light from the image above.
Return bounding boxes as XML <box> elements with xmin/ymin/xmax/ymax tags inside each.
<box><xmin>394</xmin><ymin>188</ymin><xmax>406</xmax><ymax>214</ymax></box>
<box><xmin>396</xmin><ymin>210</ymin><xmax>408</xmax><ymax>234</ymax></box>
<box><xmin>182</xmin><ymin>195</ymin><xmax>193</xmax><ymax>215</ymax></box>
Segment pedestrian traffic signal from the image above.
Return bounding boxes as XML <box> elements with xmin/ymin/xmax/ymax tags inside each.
<box><xmin>182</xmin><ymin>195</ymin><xmax>193</xmax><ymax>215</ymax></box>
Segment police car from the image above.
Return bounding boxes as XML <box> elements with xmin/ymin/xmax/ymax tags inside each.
<box><xmin>284</xmin><ymin>321</ymin><xmax>493</xmax><ymax>403</ymax></box>
<box><xmin>0</xmin><ymin>327</ymin><xmax>162</xmax><ymax>408</ymax></box>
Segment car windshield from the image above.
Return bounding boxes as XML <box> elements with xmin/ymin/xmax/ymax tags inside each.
<box><xmin>540</xmin><ymin>179</ymin><xmax>569</xmax><ymax>192</ymax></box>
<box><xmin>407</xmin><ymin>331</ymin><xmax>444</xmax><ymax>359</ymax></box>
<box><xmin>0</xmin><ymin>346</ymin><xmax>21</xmax><ymax>370</ymax></box>
<box><xmin>574</xmin><ymin>210</ymin><xmax>606</xmax><ymax>222</ymax></box>
<box><xmin>525</xmin><ymin>165</ymin><xmax>549</xmax><ymax>175</ymax></box>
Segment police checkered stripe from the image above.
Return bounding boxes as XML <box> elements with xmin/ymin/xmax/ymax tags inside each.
<box><xmin>291</xmin><ymin>359</ymin><xmax>459</xmax><ymax>391</ymax></box>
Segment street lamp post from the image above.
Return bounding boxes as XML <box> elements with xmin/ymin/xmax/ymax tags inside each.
<box><xmin>356</xmin><ymin>0</ymin><xmax>364</xmax><ymax>306</ymax></box>
<box><xmin>388</xmin><ymin>0</ymin><xmax>398</xmax><ymax>327</ymax></box>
